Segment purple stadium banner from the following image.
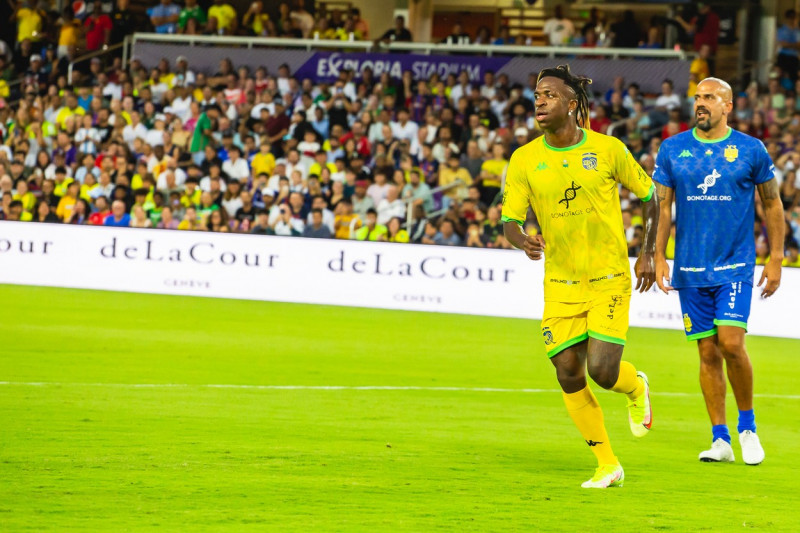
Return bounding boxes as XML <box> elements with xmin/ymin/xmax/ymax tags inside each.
<box><xmin>132</xmin><ymin>42</ymin><xmax>689</xmax><ymax>94</ymax></box>
<box><xmin>294</xmin><ymin>52</ymin><xmax>512</xmax><ymax>84</ymax></box>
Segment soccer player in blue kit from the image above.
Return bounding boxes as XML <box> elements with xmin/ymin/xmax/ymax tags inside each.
<box><xmin>653</xmin><ymin>78</ymin><xmax>785</xmax><ymax>465</ymax></box>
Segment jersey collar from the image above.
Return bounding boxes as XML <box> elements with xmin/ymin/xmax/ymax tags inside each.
<box><xmin>543</xmin><ymin>128</ymin><xmax>588</xmax><ymax>152</ymax></box>
<box><xmin>692</xmin><ymin>126</ymin><xmax>732</xmax><ymax>144</ymax></box>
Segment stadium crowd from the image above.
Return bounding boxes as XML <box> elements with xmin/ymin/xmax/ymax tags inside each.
<box><xmin>1</xmin><ymin>2</ymin><xmax>799</xmax><ymax>266</ymax></box>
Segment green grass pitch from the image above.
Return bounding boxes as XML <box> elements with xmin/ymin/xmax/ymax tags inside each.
<box><xmin>1</xmin><ymin>284</ymin><xmax>799</xmax><ymax>531</ymax></box>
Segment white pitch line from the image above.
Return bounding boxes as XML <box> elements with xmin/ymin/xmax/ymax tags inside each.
<box><xmin>0</xmin><ymin>381</ymin><xmax>799</xmax><ymax>400</ymax></box>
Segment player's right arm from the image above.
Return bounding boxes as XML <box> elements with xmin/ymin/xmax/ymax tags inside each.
<box><xmin>654</xmin><ymin>182</ymin><xmax>674</xmax><ymax>293</ymax></box>
<box><xmin>652</xmin><ymin>144</ymin><xmax>675</xmax><ymax>293</ymax></box>
<box><xmin>501</xmin><ymin>150</ymin><xmax>545</xmax><ymax>260</ymax></box>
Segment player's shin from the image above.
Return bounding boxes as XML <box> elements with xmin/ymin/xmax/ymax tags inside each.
<box><xmin>611</xmin><ymin>360</ymin><xmax>645</xmax><ymax>400</ymax></box>
<box><xmin>563</xmin><ymin>386</ymin><xmax>618</xmax><ymax>466</ymax></box>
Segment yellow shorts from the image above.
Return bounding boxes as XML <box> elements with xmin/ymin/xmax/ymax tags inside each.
<box><xmin>541</xmin><ymin>293</ymin><xmax>630</xmax><ymax>358</ymax></box>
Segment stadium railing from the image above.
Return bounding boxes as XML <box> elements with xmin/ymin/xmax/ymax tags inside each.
<box><xmin>403</xmin><ymin>179</ymin><xmax>466</xmax><ymax>232</ymax></box>
<box><xmin>67</xmin><ymin>40</ymin><xmax>129</xmax><ymax>85</ymax></box>
<box><xmin>128</xmin><ymin>33</ymin><xmax>688</xmax><ymax>60</ymax></box>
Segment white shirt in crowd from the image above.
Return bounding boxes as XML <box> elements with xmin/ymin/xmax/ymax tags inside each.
<box><xmin>222</xmin><ymin>157</ymin><xmax>250</xmax><ymax>182</ymax></box>
<box><xmin>145</xmin><ymin>127</ymin><xmax>165</xmax><ymax>147</ymax></box>
<box><xmin>199</xmin><ymin>176</ymin><xmax>227</xmax><ymax>193</ymax></box>
<box><xmin>222</xmin><ymin>197</ymin><xmax>243</xmax><ymax>218</ymax></box>
<box><xmin>366</xmin><ymin>182</ymin><xmax>390</xmax><ymax>206</ymax></box>
<box><xmin>156</xmin><ymin>168</ymin><xmax>187</xmax><ymax>189</ymax></box>
<box><xmin>655</xmin><ymin>93</ymin><xmax>681</xmax><ymax>111</ymax></box>
<box><xmin>122</xmin><ymin>122</ymin><xmax>148</xmax><ymax>149</ymax></box>
<box><xmin>377</xmin><ymin>198</ymin><xmax>406</xmax><ymax>225</ymax></box>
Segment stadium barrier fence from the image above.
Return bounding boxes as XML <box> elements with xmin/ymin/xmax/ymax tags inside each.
<box><xmin>1</xmin><ymin>222</ymin><xmax>796</xmax><ymax>339</ymax></box>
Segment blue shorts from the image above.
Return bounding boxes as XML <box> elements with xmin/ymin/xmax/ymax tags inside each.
<box><xmin>678</xmin><ymin>282</ymin><xmax>752</xmax><ymax>341</ymax></box>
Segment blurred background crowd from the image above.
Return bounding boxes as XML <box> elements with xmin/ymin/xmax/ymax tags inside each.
<box><xmin>0</xmin><ymin>1</ymin><xmax>799</xmax><ymax>267</ymax></box>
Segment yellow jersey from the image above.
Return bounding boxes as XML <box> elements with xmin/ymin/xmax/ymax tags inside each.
<box><xmin>502</xmin><ymin>128</ymin><xmax>654</xmax><ymax>302</ymax></box>
<box><xmin>208</xmin><ymin>4</ymin><xmax>236</xmax><ymax>30</ymax></box>
<box><xmin>481</xmin><ymin>159</ymin><xmax>507</xmax><ymax>188</ymax></box>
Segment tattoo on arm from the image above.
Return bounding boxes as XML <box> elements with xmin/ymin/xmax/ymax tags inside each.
<box><xmin>656</xmin><ymin>182</ymin><xmax>669</xmax><ymax>203</ymax></box>
<box><xmin>757</xmin><ymin>179</ymin><xmax>780</xmax><ymax>201</ymax></box>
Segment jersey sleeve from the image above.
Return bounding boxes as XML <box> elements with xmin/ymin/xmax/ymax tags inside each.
<box><xmin>652</xmin><ymin>142</ymin><xmax>674</xmax><ymax>188</ymax></box>
<box><xmin>613</xmin><ymin>139</ymin><xmax>655</xmax><ymax>201</ymax></box>
<box><xmin>500</xmin><ymin>151</ymin><xmax>531</xmax><ymax>226</ymax></box>
<box><xmin>753</xmin><ymin>140</ymin><xmax>777</xmax><ymax>185</ymax></box>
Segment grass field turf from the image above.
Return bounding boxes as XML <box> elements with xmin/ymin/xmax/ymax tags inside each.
<box><xmin>1</xmin><ymin>284</ymin><xmax>799</xmax><ymax>531</ymax></box>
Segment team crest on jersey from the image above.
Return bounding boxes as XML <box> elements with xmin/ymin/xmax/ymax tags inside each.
<box><xmin>542</xmin><ymin>327</ymin><xmax>555</xmax><ymax>345</ymax></box>
<box><xmin>724</xmin><ymin>145</ymin><xmax>738</xmax><ymax>162</ymax></box>
<box><xmin>683</xmin><ymin>313</ymin><xmax>693</xmax><ymax>332</ymax></box>
<box><xmin>582</xmin><ymin>152</ymin><xmax>598</xmax><ymax>171</ymax></box>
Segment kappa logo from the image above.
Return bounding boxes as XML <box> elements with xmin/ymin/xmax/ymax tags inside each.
<box><xmin>559</xmin><ymin>181</ymin><xmax>582</xmax><ymax>209</ymax></box>
<box><xmin>542</xmin><ymin>327</ymin><xmax>555</xmax><ymax>346</ymax></box>
<box><xmin>535</xmin><ymin>162</ymin><xmax>549</xmax><ymax>171</ymax></box>
<box><xmin>698</xmin><ymin>169</ymin><xmax>721</xmax><ymax>194</ymax></box>
<box><xmin>585</xmin><ymin>440</ymin><xmax>604</xmax><ymax>447</ymax></box>
<box><xmin>678</xmin><ymin>150</ymin><xmax>693</xmax><ymax>158</ymax></box>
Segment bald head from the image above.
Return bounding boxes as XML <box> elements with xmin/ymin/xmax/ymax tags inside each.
<box><xmin>694</xmin><ymin>77</ymin><xmax>733</xmax><ymax>134</ymax></box>
<box><xmin>697</xmin><ymin>77</ymin><xmax>733</xmax><ymax>103</ymax></box>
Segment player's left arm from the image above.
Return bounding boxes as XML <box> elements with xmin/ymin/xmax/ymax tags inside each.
<box><xmin>635</xmin><ymin>192</ymin><xmax>659</xmax><ymax>293</ymax></box>
<box><xmin>757</xmin><ymin>178</ymin><xmax>785</xmax><ymax>298</ymax></box>
<box><xmin>614</xmin><ymin>141</ymin><xmax>658</xmax><ymax>292</ymax></box>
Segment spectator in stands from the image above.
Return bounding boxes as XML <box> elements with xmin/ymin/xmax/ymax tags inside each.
<box><xmin>386</xmin><ymin>217</ymin><xmax>410</xmax><ymax>243</ymax></box>
<box><xmin>104</xmin><ymin>199</ymin><xmax>131</xmax><ymax>227</ymax></box>
<box><xmin>13</xmin><ymin>1</ymin><xmax>44</xmax><ymax>45</ymax></box>
<box><xmin>675</xmin><ymin>2</ymin><xmax>719</xmax><ymax>71</ymax></box>
<box><xmin>243</xmin><ymin>1</ymin><xmax>270</xmax><ymax>36</ymax></box>
<box><xmin>610</xmin><ymin>10</ymin><xmax>640</xmax><ymax>48</ymax></box>
<box><xmin>655</xmin><ymin>79</ymin><xmax>681</xmax><ymax>112</ymax></box>
<box><xmin>350</xmin><ymin>8</ymin><xmax>369</xmax><ymax>39</ymax></box>
<box><xmin>250</xmin><ymin>209</ymin><xmax>273</xmax><ymax>235</ymax></box>
<box><xmin>150</xmin><ymin>0</ymin><xmax>181</xmax><ymax>34</ymax></box>
<box><xmin>33</xmin><ymin>200</ymin><xmax>60</xmax><ymax>223</ymax></box>
<box><xmin>355</xmin><ymin>208</ymin><xmax>387</xmax><ymax>241</ymax></box>
<box><xmin>84</xmin><ymin>1</ymin><xmax>113</xmax><ymax>52</ymax></box>
<box><xmin>493</xmin><ymin>26</ymin><xmax>514</xmax><ymax>46</ymax></box>
<box><xmin>58</xmin><ymin>7</ymin><xmax>81</xmax><ymax>59</ymax></box>
<box><xmin>543</xmin><ymin>5</ymin><xmax>575</xmax><ymax>46</ymax></box>
<box><xmin>179</xmin><ymin>0</ymin><xmax>207</xmax><ymax>34</ymax></box>
<box><xmin>443</xmin><ymin>22</ymin><xmax>471</xmax><ymax>46</ymax></box>
<box><xmin>207</xmin><ymin>0</ymin><xmax>238</xmax><ymax>36</ymax></box>
<box><xmin>777</xmin><ymin>10</ymin><xmax>800</xmax><ymax>83</ymax></box>
<box><xmin>378</xmin><ymin>15</ymin><xmax>412</xmax><ymax>45</ymax></box>
<box><xmin>303</xmin><ymin>207</ymin><xmax>332</xmax><ymax>239</ymax></box>
<box><xmin>433</xmin><ymin>219</ymin><xmax>461</xmax><ymax>246</ymax></box>
<box><xmin>688</xmin><ymin>44</ymin><xmax>711</xmax><ymax>98</ymax></box>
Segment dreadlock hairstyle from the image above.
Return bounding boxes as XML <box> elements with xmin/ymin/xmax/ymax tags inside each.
<box><xmin>536</xmin><ymin>64</ymin><xmax>593</xmax><ymax>129</ymax></box>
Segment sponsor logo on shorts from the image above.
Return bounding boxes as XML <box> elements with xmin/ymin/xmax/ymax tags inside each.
<box><xmin>607</xmin><ymin>295</ymin><xmax>623</xmax><ymax>320</ymax></box>
<box><xmin>683</xmin><ymin>313</ymin><xmax>693</xmax><ymax>332</ymax></box>
<box><xmin>589</xmin><ymin>272</ymin><xmax>625</xmax><ymax>283</ymax></box>
<box><xmin>714</xmin><ymin>263</ymin><xmax>746</xmax><ymax>272</ymax></box>
<box><xmin>728</xmin><ymin>281</ymin><xmax>742</xmax><ymax>310</ymax></box>
<box><xmin>542</xmin><ymin>327</ymin><xmax>555</xmax><ymax>346</ymax></box>
<box><xmin>549</xmin><ymin>278</ymin><xmax>580</xmax><ymax>285</ymax></box>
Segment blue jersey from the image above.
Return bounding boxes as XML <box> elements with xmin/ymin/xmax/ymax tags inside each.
<box><xmin>653</xmin><ymin>128</ymin><xmax>775</xmax><ymax>289</ymax></box>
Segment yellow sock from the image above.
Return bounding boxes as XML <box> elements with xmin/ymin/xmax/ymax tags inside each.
<box><xmin>611</xmin><ymin>361</ymin><xmax>644</xmax><ymax>400</ymax></box>
<box><xmin>562</xmin><ymin>386</ymin><xmax>618</xmax><ymax>466</ymax></box>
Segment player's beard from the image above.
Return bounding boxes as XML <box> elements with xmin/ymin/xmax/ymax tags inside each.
<box><xmin>696</xmin><ymin>117</ymin><xmax>713</xmax><ymax>131</ymax></box>
<box><xmin>696</xmin><ymin>107</ymin><xmax>713</xmax><ymax>131</ymax></box>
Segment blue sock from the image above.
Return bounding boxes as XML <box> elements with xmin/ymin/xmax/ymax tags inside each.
<box><xmin>712</xmin><ymin>424</ymin><xmax>731</xmax><ymax>444</ymax></box>
<box><xmin>738</xmin><ymin>409</ymin><xmax>756</xmax><ymax>433</ymax></box>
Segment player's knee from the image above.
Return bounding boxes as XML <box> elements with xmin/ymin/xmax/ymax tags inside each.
<box><xmin>554</xmin><ymin>365</ymin><xmax>585</xmax><ymax>391</ymax></box>
<box><xmin>586</xmin><ymin>359</ymin><xmax>616</xmax><ymax>389</ymax></box>
<box><xmin>698</xmin><ymin>342</ymin><xmax>722</xmax><ymax>366</ymax></box>
<box><xmin>718</xmin><ymin>337</ymin><xmax>745</xmax><ymax>359</ymax></box>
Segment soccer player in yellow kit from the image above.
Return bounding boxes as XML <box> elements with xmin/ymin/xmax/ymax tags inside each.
<box><xmin>502</xmin><ymin>65</ymin><xmax>659</xmax><ymax>488</ymax></box>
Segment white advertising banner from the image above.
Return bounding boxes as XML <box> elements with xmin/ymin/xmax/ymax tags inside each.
<box><xmin>0</xmin><ymin>221</ymin><xmax>797</xmax><ymax>339</ymax></box>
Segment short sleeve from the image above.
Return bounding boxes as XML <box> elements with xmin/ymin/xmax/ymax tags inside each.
<box><xmin>753</xmin><ymin>140</ymin><xmax>776</xmax><ymax>185</ymax></box>
<box><xmin>500</xmin><ymin>151</ymin><xmax>531</xmax><ymax>225</ymax></box>
<box><xmin>613</xmin><ymin>139</ymin><xmax>654</xmax><ymax>201</ymax></box>
<box><xmin>652</xmin><ymin>143</ymin><xmax>674</xmax><ymax>189</ymax></box>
